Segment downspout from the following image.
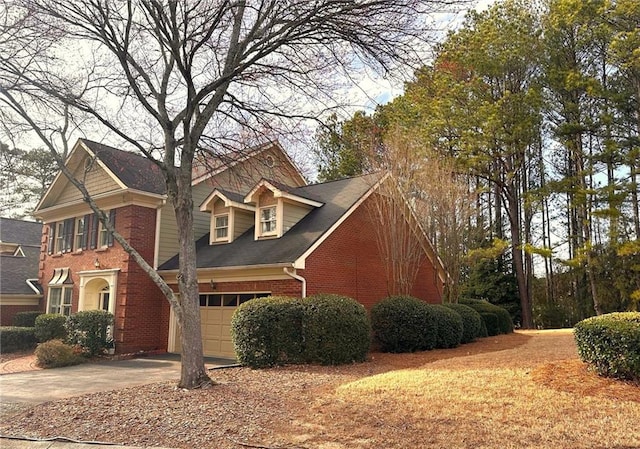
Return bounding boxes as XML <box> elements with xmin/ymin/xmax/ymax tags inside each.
<box><xmin>283</xmin><ymin>266</ymin><xmax>306</xmax><ymax>298</ymax></box>
<box><xmin>26</xmin><ymin>279</ymin><xmax>41</xmax><ymax>295</ymax></box>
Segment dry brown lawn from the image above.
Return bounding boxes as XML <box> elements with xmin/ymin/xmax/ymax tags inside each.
<box><xmin>1</xmin><ymin>329</ymin><xmax>638</xmax><ymax>449</ymax></box>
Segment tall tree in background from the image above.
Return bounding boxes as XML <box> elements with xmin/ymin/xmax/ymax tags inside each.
<box><xmin>0</xmin><ymin>0</ymin><xmax>463</xmax><ymax>388</ymax></box>
<box><xmin>0</xmin><ymin>144</ymin><xmax>57</xmax><ymax>218</ymax></box>
<box><xmin>414</xmin><ymin>0</ymin><xmax>543</xmax><ymax>327</ymax></box>
<box><xmin>313</xmin><ymin>111</ymin><xmax>382</xmax><ymax>182</ymax></box>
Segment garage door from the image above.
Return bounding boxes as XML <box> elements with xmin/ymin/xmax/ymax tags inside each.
<box><xmin>198</xmin><ymin>292</ymin><xmax>269</xmax><ymax>358</ymax></box>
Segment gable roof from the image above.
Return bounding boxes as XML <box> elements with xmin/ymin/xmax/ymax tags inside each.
<box><xmin>0</xmin><ymin>218</ymin><xmax>42</xmax><ymax>295</ymax></box>
<box><xmin>159</xmin><ymin>174</ymin><xmax>381</xmax><ymax>271</ymax></box>
<box><xmin>200</xmin><ymin>188</ymin><xmax>255</xmax><ymax>213</ymax></box>
<box><xmin>244</xmin><ymin>179</ymin><xmax>324</xmax><ymax>208</ymax></box>
<box><xmin>80</xmin><ymin>139</ymin><xmax>166</xmax><ymax>195</ymax></box>
<box><xmin>192</xmin><ymin>140</ymin><xmax>306</xmax><ymax>188</ymax></box>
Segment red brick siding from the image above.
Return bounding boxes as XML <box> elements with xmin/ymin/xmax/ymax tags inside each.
<box><xmin>196</xmin><ymin>279</ymin><xmax>302</xmax><ymax>297</ymax></box>
<box><xmin>39</xmin><ymin>205</ymin><xmax>167</xmax><ymax>354</ymax></box>
<box><xmin>302</xmin><ymin>196</ymin><xmax>443</xmax><ymax>310</ymax></box>
<box><xmin>0</xmin><ymin>303</ymin><xmax>44</xmax><ymax>326</ymax></box>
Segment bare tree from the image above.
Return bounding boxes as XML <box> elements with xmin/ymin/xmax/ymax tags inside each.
<box><xmin>0</xmin><ymin>0</ymin><xmax>467</xmax><ymax>388</ymax></box>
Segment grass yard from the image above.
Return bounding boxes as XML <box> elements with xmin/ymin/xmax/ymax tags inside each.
<box><xmin>1</xmin><ymin>329</ymin><xmax>638</xmax><ymax>448</ymax></box>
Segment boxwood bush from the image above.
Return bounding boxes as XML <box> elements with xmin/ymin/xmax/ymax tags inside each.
<box><xmin>301</xmin><ymin>294</ymin><xmax>370</xmax><ymax>365</ymax></box>
<box><xmin>0</xmin><ymin>327</ymin><xmax>38</xmax><ymax>352</ymax></box>
<box><xmin>370</xmin><ymin>295</ymin><xmax>437</xmax><ymax>353</ymax></box>
<box><xmin>460</xmin><ymin>299</ymin><xmax>513</xmax><ymax>335</ymax></box>
<box><xmin>66</xmin><ymin>310</ymin><xmax>114</xmax><ymax>356</ymax></box>
<box><xmin>443</xmin><ymin>303</ymin><xmax>483</xmax><ymax>343</ymax></box>
<box><xmin>34</xmin><ymin>313</ymin><xmax>68</xmax><ymax>342</ymax></box>
<box><xmin>231</xmin><ymin>296</ymin><xmax>307</xmax><ymax>367</ymax></box>
<box><xmin>428</xmin><ymin>304</ymin><xmax>463</xmax><ymax>349</ymax></box>
<box><xmin>574</xmin><ymin>312</ymin><xmax>640</xmax><ymax>381</ymax></box>
<box><xmin>12</xmin><ymin>311</ymin><xmax>43</xmax><ymax>328</ymax></box>
<box><xmin>231</xmin><ymin>294</ymin><xmax>371</xmax><ymax>368</ymax></box>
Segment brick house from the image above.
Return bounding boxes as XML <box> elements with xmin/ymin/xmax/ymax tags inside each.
<box><xmin>0</xmin><ymin>218</ymin><xmax>43</xmax><ymax>325</ymax></box>
<box><xmin>34</xmin><ymin>139</ymin><xmax>446</xmax><ymax>357</ymax></box>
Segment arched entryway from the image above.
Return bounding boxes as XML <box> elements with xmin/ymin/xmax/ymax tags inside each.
<box><xmin>78</xmin><ymin>269</ymin><xmax>119</xmax><ymax>314</ymax></box>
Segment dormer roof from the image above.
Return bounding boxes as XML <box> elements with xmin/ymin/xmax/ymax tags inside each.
<box><xmin>199</xmin><ymin>188</ymin><xmax>255</xmax><ymax>212</ymax></box>
<box><xmin>244</xmin><ymin>179</ymin><xmax>324</xmax><ymax>208</ymax></box>
<box><xmin>159</xmin><ymin>173</ymin><xmax>382</xmax><ymax>271</ymax></box>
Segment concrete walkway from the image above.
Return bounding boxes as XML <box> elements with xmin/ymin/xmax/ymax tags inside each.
<box><xmin>0</xmin><ymin>354</ymin><xmax>236</xmax><ymax>449</ymax></box>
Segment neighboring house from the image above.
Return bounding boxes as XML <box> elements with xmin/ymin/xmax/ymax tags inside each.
<box><xmin>0</xmin><ymin>218</ymin><xmax>43</xmax><ymax>326</ymax></box>
<box><xmin>34</xmin><ymin>138</ymin><xmax>447</xmax><ymax>358</ymax></box>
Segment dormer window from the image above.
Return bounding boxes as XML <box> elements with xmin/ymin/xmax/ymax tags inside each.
<box><xmin>260</xmin><ymin>206</ymin><xmax>277</xmax><ymax>235</ymax></box>
<box><xmin>214</xmin><ymin>214</ymin><xmax>229</xmax><ymax>241</ymax></box>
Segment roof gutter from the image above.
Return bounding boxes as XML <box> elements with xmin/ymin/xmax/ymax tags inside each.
<box><xmin>26</xmin><ymin>279</ymin><xmax>42</xmax><ymax>295</ymax></box>
<box><xmin>283</xmin><ymin>266</ymin><xmax>306</xmax><ymax>298</ymax></box>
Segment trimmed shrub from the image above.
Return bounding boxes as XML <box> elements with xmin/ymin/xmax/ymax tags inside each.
<box><xmin>301</xmin><ymin>294</ymin><xmax>370</xmax><ymax>365</ymax></box>
<box><xmin>461</xmin><ymin>299</ymin><xmax>513</xmax><ymax>335</ymax></box>
<box><xmin>0</xmin><ymin>327</ymin><xmax>38</xmax><ymax>353</ymax></box>
<box><xmin>428</xmin><ymin>304</ymin><xmax>463</xmax><ymax>349</ymax></box>
<box><xmin>370</xmin><ymin>295</ymin><xmax>437</xmax><ymax>353</ymax></box>
<box><xmin>12</xmin><ymin>311</ymin><xmax>43</xmax><ymax>328</ymax></box>
<box><xmin>66</xmin><ymin>310</ymin><xmax>114</xmax><ymax>356</ymax></box>
<box><xmin>231</xmin><ymin>296</ymin><xmax>305</xmax><ymax>368</ymax></box>
<box><xmin>427</xmin><ymin>304</ymin><xmax>463</xmax><ymax>349</ymax></box>
<box><xmin>34</xmin><ymin>314</ymin><xmax>68</xmax><ymax>342</ymax></box>
<box><xmin>574</xmin><ymin>312</ymin><xmax>640</xmax><ymax>381</ymax></box>
<box><xmin>443</xmin><ymin>303</ymin><xmax>483</xmax><ymax>343</ymax></box>
<box><xmin>35</xmin><ymin>339</ymin><xmax>85</xmax><ymax>368</ymax></box>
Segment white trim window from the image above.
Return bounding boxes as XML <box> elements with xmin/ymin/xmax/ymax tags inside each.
<box><xmin>214</xmin><ymin>214</ymin><xmax>229</xmax><ymax>241</ymax></box>
<box><xmin>260</xmin><ymin>206</ymin><xmax>276</xmax><ymax>235</ymax></box>
<box><xmin>48</xmin><ymin>286</ymin><xmax>73</xmax><ymax>316</ymax></box>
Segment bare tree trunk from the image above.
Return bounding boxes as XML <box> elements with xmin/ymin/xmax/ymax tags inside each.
<box><xmin>506</xmin><ymin>188</ymin><xmax>533</xmax><ymax>328</ymax></box>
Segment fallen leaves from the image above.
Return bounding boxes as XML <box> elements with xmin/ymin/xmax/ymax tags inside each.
<box><xmin>1</xmin><ymin>330</ymin><xmax>638</xmax><ymax>449</ymax></box>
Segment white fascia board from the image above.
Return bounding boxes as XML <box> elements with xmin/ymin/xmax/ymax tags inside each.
<box><xmin>200</xmin><ymin>189</ymin><xmax>255</xmax><ymax>212</ymax></box>
<box><xmin>276</xmin><ymin>191</ymin><xmax>323</xmax><ymax>208</ymax></box>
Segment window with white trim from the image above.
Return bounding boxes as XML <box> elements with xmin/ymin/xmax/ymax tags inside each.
<box><xmin>214</xmin><ymin>214</ymin><xmax>229</xmax><ymax>241</ymax></box>
<box><xmin>97</xmin><ymin>210</ymin><xmax>115</xmax><ymax>248</ymax></box>
<box><xmin>260</xmin><ymin>206</ymin><xmax>276</xmax><ymax>235</ymax></box>
<box><xmin>74</xmin><ymin>216</ymin><xmax>87</xmax><ymax>250</ymax></box>
<box><xmin>48</xmin><ymin>286</ymin><xmax>73</xmax><ymax>316</ymax></box>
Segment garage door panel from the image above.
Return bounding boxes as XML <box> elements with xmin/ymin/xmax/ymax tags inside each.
<box><xmin>193</xmin><ymin>292</ymin><xmax>270</xmax><ymax>358</ymax></box>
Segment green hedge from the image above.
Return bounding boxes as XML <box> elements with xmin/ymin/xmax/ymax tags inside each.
<box><xmin>460</xmin><ymin>299</ymin><xmax>513</xmax><ymax>335</ymax></box>
<box><xmin>428</xmin><ymin>304</ymin><xmax>463</xmax><ymax>349</ymax></box>
<box><xmin>574</xmin><ymin>312</ymin><xmax>640</xmax><ymax>381</ymax></box>
<box><xmin>370</xmin><ymin>295</ymin><xmax>437</xmax><ymax>353</ymax></box>
<box><xmin>66</xmin><ymin>310</ymin><xmax>114</xmax><ymax>356</ymax></box>
<box><xmin>0</xmin><ymin>327</ymin><xmax>38</xmax><ymax>353</ymax></box>
<box><xmin>12</xmin><ymin>311</ymin><xmax>43</xmax><ymax>327</ymax></box>
<box><xmin>35</xmin><ymin>314</ymin><xmax>68</xmax><ymax>342</ymax></box>
<box><xmin>231</xmin><ymin>296</ymin><xmax>305</xmax><ymax>367</ymax></box>
<box><xmin>231</xmin><ymin>294</ymin><xmax>371</xmax><ymax>368</ymax></box>
<box><xmin>301</xmin><ymin>294</ymin><xmax>370</xmax><ymax>365</ymax></box>
<box><xmin>443</xmin><ymin>303</ymin><xmax>483</xmax><ymax>343</ymax></box>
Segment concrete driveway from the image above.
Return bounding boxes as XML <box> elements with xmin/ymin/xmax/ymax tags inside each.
<box><xmin>0</xmin><ymin>354</ymin><xmax>235</xmax><ymax>404</ymax></box>
<box><xmin>0</xmin><ymin>355</ymin><xmax>236</xmax><ymax>449</ymax></box>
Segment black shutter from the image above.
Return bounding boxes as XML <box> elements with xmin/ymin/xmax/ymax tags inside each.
<box><xmin>107</xmin><ymin>209</ymin><xmax>116</xmax><ymax>247</ymax></box>
<box><xmin>47</xmin><ymin>222</ymin><xmax>56</xmax><ymax>255</ymax></box>
<box><xmin>89</xmin><ymin>213</ymin><xmax>98</xmax><ymax>249</ymax></box>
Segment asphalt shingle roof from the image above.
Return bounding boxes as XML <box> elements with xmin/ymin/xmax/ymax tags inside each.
<box><xmin>0</xmin><ymin>218</ymin><xmax>43</xmax><ymax>295</ymax></box>
<box><xmin>159</xmin><ymin>173</ymin><xmax>380</xmax><ymax>270</ymax></box>
<box><xmin>80</xmin><ymin>139</ymin><xmax>166</xmax><ymax>195</ymax></box>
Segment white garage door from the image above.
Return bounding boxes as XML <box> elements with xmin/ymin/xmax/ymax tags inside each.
<box><xmin>198</xmin><ymin>292</ymin><xmax>270</xmax><ymax>358</ymax></box>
